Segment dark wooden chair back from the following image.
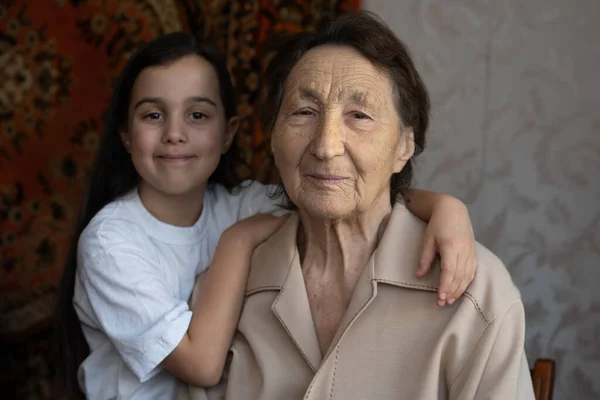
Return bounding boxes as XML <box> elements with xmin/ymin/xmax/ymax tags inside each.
<box><xmin>531</xmin><ymin>359</ymin><xmax>556</xmax><ymax>400</ymax></box>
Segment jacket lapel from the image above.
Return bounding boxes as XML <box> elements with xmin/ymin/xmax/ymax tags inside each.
<box><xmin>373</xmin><ymin>205</ymin><xmax>441</xmax><ymax>290</ymax></box>
<box><xmin>246</xmin><ymin>214</ymin><xmax>322</xmax><ymax>371</ymax></box>
<box><xmin>323</xmin><ymin>255</ymin><xmax>377</xmax><ymax>361</ymax></box>
<box><xmin>322</xmin><ymin>204</ymin><xmax>441</xmax><ymax>360</ymax></box>
<box><xmin>272</xmin><ymin>254</ymin><xmax>322</xmax><ymax>371</ymax></box>
<box><xmin>245</xmin><ymin>205</ymin><xmax>441</xmax><ymax>373</ymax></box>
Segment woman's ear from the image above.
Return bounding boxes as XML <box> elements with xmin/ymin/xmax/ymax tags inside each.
<box><xmin>393</xmin><ymin>127</ymin><xmax>415</xmax><ymax>173</ymax></box>
<box><xmin>223</xmin><ymin>116</ymin><xmax>239</xmax><ymax>153</ymax></box>
<box><xmin>120</xmin><ymin>130</ymin><xmax>131</xmax><ymax>153</ymax></box>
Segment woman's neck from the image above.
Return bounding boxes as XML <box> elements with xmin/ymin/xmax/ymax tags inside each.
<box><xmin>138</xmin><ymin>182</ymin><xmax>206</xmax><ymax>227</ymax></box>
<box><xmin>298</xmin><ymin>193</ymin><xmax>392</xmax><ymax>280</ymax></box>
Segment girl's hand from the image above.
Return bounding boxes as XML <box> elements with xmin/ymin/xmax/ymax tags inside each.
<box><xmin>224</xmin><ymin>213</ymin><xmax>289</xmax><ymax>248</ymax></box>
<box><xmin>417</xmin><ymin>196</ymin><xmax>477</xmax><ymax>307</ymax></box>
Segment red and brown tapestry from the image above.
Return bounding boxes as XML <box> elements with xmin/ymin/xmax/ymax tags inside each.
<box><xmin>0</xmin><ymin>0</ymin><xmax>359</xmax><ymax>398</ymax></box>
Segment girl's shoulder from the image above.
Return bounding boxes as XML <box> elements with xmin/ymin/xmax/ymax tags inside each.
<box><xmin>207</xmin><ymin>180</ymin><xmax>282</xmax><ymax>220</ymax></box>
<box><xmin>79</xmin><ymin>192</ymin><xmax>150</xmax><ymax>253</ymax></box>
<box><xmin>208</xmin><ymin>179</ymin><xmax>271</xmax><ymax>199</ymax></box>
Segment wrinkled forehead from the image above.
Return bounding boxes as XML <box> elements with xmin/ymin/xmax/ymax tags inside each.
<box><xmin>283</xmin><ymin>45</ymin><xmax>395</xmax><ymax>107</ymax></box>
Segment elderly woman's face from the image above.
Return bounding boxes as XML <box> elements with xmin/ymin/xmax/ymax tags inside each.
<box><xmin>271</xmin><ymin>45</ymin><xmax>415</xmax><ymax>218</ymax></box>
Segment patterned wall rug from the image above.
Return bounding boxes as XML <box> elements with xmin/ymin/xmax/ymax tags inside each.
<box><xmin>0</xmin><ymin>0</ymin><xmax>359</xmax><ymax>398</ymax></box>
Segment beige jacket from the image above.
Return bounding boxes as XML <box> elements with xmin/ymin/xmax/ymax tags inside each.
<box><xmin>181</xmin><ymin>205</ymin><xmax>535</xmax><ymax>400</ymax></box>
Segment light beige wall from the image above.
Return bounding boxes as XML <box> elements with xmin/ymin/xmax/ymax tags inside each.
<box><xmin>363</xmin><ymin>1</ymin><xmax>600</xmax><ymax>398</ymax></box>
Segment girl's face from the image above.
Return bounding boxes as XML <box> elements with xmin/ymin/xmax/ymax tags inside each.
<box><xmin>122</xmin><ymin>55</ymin><xmax>238</xmax><ymax>199</ymax></box>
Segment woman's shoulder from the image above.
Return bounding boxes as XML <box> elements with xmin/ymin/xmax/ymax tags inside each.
<box><xmin>383</xmin><ymin>204</ymin><xmax>522</xmax><ymax>324</ymax></box>
<box><xmin>466</xmin><ymin>242</ymin><xmax>523</xmax><ymax>323</ymax></box>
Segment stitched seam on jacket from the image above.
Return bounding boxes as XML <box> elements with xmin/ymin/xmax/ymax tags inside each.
<box><xmin>271</xmin><ymin>302</ymin><xmax>318</xmax><ymax>374</ymax></box>
<box><xmin>447</xmin><ymin>298</ymin><xmax>523</xmax><ymax>392</ymax></box>
<box><xmin>304</xmin><ymin>288</ymin><xmax>375</xmax><ymax>399</ymax></box>
<box><xmin>329</xmin><ymin>347</ymin><xmax>340</xmax><ymax>400</ymax></box>
<box><xmin>305</xmin><ymin>366</ymin><xmax>319</xmax><ymax>397</ymax></box>
<box><xmin>246</xmin><ymin>285</ymin><xmax>282</xmax><ymax>295</ymax></box>
<box><xmin>375</xmin><ymin>279</ymin><xmax>489</xmax><ymax>324</ymax></box>
<box><xmin>463</xmin><ymin>292</ymin><xmax>489</xmax><ymax>324</ymax></box>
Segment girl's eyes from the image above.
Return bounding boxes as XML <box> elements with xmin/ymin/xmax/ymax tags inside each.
<box><xmin>190</xmin><ymin>112</ymin><xmax>207</xmax><ymax>120</ymax></box>
<box><xmin>142</xmin><ymin>112</ymin><xmax>208</xmax><ymax>120</ymax></box>
<box><xmin>145</xmin><ymin>112</ymin><xmax>163</xmax><ymax>120</ymax></box>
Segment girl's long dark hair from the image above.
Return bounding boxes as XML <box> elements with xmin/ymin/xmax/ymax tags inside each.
<box><xmin>53</xmin><ymin>32</ymin><xmax>247</xmax><ymax>397</ymax></box>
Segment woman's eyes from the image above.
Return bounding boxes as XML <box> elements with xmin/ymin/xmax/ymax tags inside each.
<box><xmin>351</xmin><ymin>111</ymin><xmax>370</xmax><ymax>120</ymax></box>
<box><xmin>294</xmin><ymin>109</ymin><xmax>315</xmax><ymax>116</ymax></box>
<box><xmin>290</xmin><ymin>109</ymin><xmax>372</xmax><ymax>120</ymax></box>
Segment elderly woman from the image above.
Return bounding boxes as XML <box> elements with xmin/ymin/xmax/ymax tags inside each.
<box><xmin>183</xmin><ymin>11</ymin><xmax>535</xmax><ymax>400</ymax></box>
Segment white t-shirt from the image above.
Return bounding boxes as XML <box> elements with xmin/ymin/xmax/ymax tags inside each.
<box><xmin>73</xmin><ymin>181</ymin><xmax>283</xmax><ymax>400</ymax></box>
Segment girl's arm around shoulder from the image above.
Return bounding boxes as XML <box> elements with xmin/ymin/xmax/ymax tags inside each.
<box><xmin>213</xmin><ymin>180</ymin><xmax>285</xmax><ymax>222</ymax></box>
<box><xmin>162</xmin><ymin>214</ymin><xmax>288</xmax><ymax>387</ymax></box>
<box><xmin>404</xmin><ymin>189</ymin><xmax>477</xmax><ymax>306</ymax></box>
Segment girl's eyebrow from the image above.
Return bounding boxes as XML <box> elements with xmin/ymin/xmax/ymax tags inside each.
<box><xmin>133</xmin><ymin>97</ymin><xmax>162</xmax><ymax>109</ymax></box>
<box><xmin>188</xmin><ymin>96</ymin><xmax>217</xmax><ymax>108</ymax></box>
<box><xmin>133</xmin><ymin>96</ymin><xmax>217</xmax><ymax>109</ymax></box>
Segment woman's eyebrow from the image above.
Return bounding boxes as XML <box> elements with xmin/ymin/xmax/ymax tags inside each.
<box><xmin>349</xmin><ymin>90</ymin><xmax>372</xmax><ymax>107</ymax></box>
<box><xmin>298</xmin><ymin>87</ymin><xmax>323</xmax><ymax>103</ymax></box>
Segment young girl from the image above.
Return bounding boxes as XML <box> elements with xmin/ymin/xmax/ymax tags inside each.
<box><xmin>55</xmin><ymin>32</ymin><xmax>476</xmax><ymax>400</ymax></box>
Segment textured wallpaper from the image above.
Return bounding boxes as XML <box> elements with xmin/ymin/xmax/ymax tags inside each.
<box><xmin>363</xmin><ymin>1</ymin><xmax>600</xmax><ymax>399</ymax></box>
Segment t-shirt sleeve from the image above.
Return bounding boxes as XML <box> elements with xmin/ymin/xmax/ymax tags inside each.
<box><xmin>77</xmin><ymin>221</ymin><xmax>192</xmax><ymax>382</ymax></box>
<box><xmin>235</xmin><ymin>180</ymin><xmax>287</xmax><ymax>219</ymax></box>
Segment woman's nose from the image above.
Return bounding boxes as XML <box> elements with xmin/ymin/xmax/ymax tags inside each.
<box><xmin>311</xmin><ymin>115</ymin><xmax>345</xmax><ymax>160</ymax></box>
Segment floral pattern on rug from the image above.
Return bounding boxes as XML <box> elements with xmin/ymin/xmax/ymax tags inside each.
<box><xmin>0</xmin><ymin>0</ymin><xmax>359</xmax><ymax>398</ymax></box>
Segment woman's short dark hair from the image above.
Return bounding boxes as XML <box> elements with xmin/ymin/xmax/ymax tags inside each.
<box><xmin>262</xmin><ymin>11</ymin><xmax>430</xmax><ymax>206</ymax></box>
<box><xmin>53</xmin><ymin>32</ymin><xmax>247</xmax><ymax>397</ymax></box>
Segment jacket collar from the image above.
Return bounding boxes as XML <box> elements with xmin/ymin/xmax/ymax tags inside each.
<box><xmin>245</xmin><ymin>204</ymin><xmax>441</xmax><ymax>370</ymax></box>
<box><xmin>247</xmin><ymin>204</ymin><xmax>441</xmax><ymax>293</ymax></box>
